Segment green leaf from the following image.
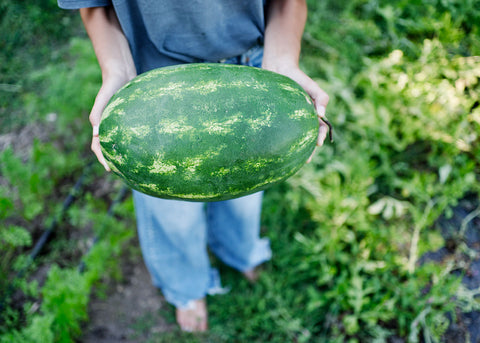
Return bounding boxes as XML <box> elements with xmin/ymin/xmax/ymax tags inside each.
<box><xmin>0</xmin><ymin>225</ymin><xmax>32</xmax><ymax>248</ymax></box>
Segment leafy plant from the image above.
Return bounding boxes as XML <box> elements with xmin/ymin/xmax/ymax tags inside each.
<box><xmin>1</xmin><ymin>0</ymin><xmax>479</xmax><ymax>342</ymax></box>
<box><xmin>0</xmin><ymin>0</ymin><xmax>80</xmax><ymax>132</ymax></box>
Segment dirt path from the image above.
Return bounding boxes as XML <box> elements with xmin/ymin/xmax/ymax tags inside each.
<box><xmin>80</xmin><ymin>253</ymin><xmax>176</xmax><ymax>343</ymax></box>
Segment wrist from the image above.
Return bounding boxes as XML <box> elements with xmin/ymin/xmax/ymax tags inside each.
<box><xmin>262</xmin><ymin>56</ymin><xmax>299</xmax><ymax>75</ymax></box>
<box><xmin>102</xmin><ymin>64</ymin><xmax>136</xmax><ymax>84</ymax></box>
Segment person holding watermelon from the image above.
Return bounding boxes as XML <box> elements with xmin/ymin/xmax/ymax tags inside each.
<box><xmin>58</xmin><ymin>0</ymin><xmax>330</xmax><ymax>333</ymax></box>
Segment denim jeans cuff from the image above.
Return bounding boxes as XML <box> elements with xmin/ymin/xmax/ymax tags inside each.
<box><xmin>164</xmin><ymin>268</ymin><xmax>230</xmax><ymax>309</ymax></box>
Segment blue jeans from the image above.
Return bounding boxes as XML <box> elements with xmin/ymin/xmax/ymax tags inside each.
<box><xmin>133</xmin><ymin>45</ymin><xmax>271</xmax><ymax>309</ymax></box>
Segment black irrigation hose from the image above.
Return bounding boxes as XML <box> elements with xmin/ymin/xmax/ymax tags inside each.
<box><xmin>78</xmin><ymin>185</ymin><xmax>130</xmax><ymax>273</ymax></box>
<box><xmin>0</xmin><ymin>161</ymin><xmax>94</xmax><ymax>314</ymax></box>
<box><xmin>28</xmin><ymin>162</ymin><xmax>94</xmax><ymax>264</ymax></box>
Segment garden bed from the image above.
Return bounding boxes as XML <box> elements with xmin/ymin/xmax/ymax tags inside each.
<box><xmin>1</xmin><ymin>1</ymin><xmax>479</xmax><ymax>342</ymax></box>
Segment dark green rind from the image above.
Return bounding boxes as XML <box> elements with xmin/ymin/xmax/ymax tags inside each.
<box><xmin>99</xmin><ymin>63</ymin><xmax>318</xmax><ymax>201</ymax></box>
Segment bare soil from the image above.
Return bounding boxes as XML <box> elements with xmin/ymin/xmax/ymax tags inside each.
<box><xmin>79</xmin><ymin>247</ymin><xmax>176</xmax><ymax>343</ymax></box>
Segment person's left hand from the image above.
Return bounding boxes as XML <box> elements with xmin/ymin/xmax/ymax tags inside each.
<box><xmin>262</xmin><ymin>63</ymin><xmax>330</xmax><ymax>163</ymax></box>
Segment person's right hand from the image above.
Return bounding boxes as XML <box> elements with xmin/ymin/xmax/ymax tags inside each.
<box><xmin>79</xmin><ymin>6</ymin><xmax>137</xmax><ymax>171</ymax></box>
<box><xmin>90</xmin><ymin>73</ymin><xmax>134</xmax><ymax>171</ymax></box>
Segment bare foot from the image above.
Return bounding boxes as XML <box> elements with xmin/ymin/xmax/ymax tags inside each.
<box><xmin>243</xmin><ymin>268</ymin><xmax>261</xmax><ymax>283</ymax></box>
<box><xmin>176</xmin><ymin>298</ymin><xmax>208</xmax><ymax>332</ymax></box>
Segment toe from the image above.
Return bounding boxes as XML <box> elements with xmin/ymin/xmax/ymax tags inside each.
<box><xmin>176</xmin><ymin>298</ymin><xmax>208</xmax><ymax>332</ymax></box>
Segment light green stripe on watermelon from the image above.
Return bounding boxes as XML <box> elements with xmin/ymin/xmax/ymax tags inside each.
<box><xmin>129</xmin><ymin>125</ymin><xmax>151</xmax><ymax>138</ymax></box>
<box><xmin>136</xmin><ymin>168</ymin><xmax>291</xmax><ymax>200</ymax></box>
<box><xmin>150</xmin><ymin>159</ymin><xmax>177</xmax><ymax>174</ymax></box>
<box><xmin>129</xmin><ymin>81</ymin><xmax>188</xmax><ymax>101</ymax></box>
<box><xmin>101</xmin><ymin>98</ymin><xmax>125</xmax><ymax>121</ymax></box>
<box><xmin>102</xmin><ymin>148</ymin><xmax>124</xmax><ymax>166</ymax></box>
<box><xmin>279</xmin><ymin>83</ymin><xmax>307</xmax><ymax>97</ymax></box>
<box><xmin>99</xmin><ymin>63</ymin><xmax>320</xmax><ymax>201</ymax></box>
<box><xmin>288</xmin><ymin>129</ymin><xmax>318</xmax><ymax>154</ymax></box>
<box><xmin>246</xmin><ymin>110</ymin><xmax>273</xmax><ymax>131</ymax></box>
<box><xmin>202</xmin><ymin>116</ymin><xmax>241</xmax><ymax>134</ymax></box>
<box><xmin>99</xmin><ymin>125</ymin><xmax>119</xmax><ymax>143</ymax></box>
<box><xmin>157</xmin><ymin>118</ymin><xmax>194</xmax><ymax>135</ymax></box>
<box><xmin>290</xmin><ymin>108</ymin><xmax>313</xmax><ymax>120</ymax></box>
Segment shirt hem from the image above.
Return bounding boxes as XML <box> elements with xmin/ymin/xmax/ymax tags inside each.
<box><xmin>57</xmin><ymin>0</ymin><xmax>111</xmax><ymax>10</ymax></box>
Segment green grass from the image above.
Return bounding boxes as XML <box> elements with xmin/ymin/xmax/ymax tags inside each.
<box><xmin>0</xmin><ymin>0</ymin><xmax>82</xmax><ymax>132</ymax></box>
<box><xmin>1</xmin><ymin>0</ymin><xmax>479</xmax><ymax>342</ymax></box>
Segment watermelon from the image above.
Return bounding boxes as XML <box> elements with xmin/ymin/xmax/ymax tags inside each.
<box><xmin>99</xmin><ymin>63</ymin><xmax>319</xmax><ymax>201</ymax></box>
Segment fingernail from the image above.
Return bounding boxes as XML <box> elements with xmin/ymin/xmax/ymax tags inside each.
<box><xmin>93</xmin><ymin>125</ymin><xmax>99</xmax><ymax>137</ymax></box>
<box><xmin>316</xmin><ymin>105</ymin><xmax>326</xmax><ymax>118</ymax></box>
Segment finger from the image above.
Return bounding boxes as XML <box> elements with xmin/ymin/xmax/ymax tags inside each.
<box><xmin>306</xmin><ymin>147</ymin><xmax>316</xmax><ymax>164</ymax></box>
<box><xmin>317</xmin><ymin>119</ymin><xmax>329</xmax><ymax>146</ymax></box>
<box><xmin>91</xmin><ymin>137</ymin><xmax>111</xmax><ymax>172</ymax></box>
<box><xmin>92</xmin><ymin>124</ymin><xmax>99</xmax><ymax>137</ymax></box>
<box><xmin>92</xmin><ymin>124</ymin><xmax>111</xmax><ymax>172</ymax></box>
<box><xmin>316</xmin><ymin>105</ymin><xmax>326</xmax><ymax>118</ymax></box>
<box><xmin>297</xmin><ymin>74</ymin><xmax>329</xmax><ymax>115</ymax></box>
<box><xmin>89</xmin><ymin>83</ymin><xmax>116</xmax><ymax>127</ymax></box>
<box><xmin>319</xmin><ymin>116</ymin><xmax>334</xmax><ymax>143</ymax></box>
<box><xmin>309</xmin><ymin>84</ymin><xmax>329</xmax><ymax>116</ymax></box>
<box><xmin>89</xmin><ymin>82</ymin><xmax>122</xmax><ymax>171</ymax></box>
<box><xmin>91</xmin><ymin>136</ymin><xmax>111</xmax><ymax>172</ymax></box>
<box><xmin>292</xmin><ymin>72</ymin><xmax>331</xmax><ymax>133</ymax></box>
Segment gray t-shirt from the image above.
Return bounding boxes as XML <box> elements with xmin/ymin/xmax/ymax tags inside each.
<box><xmin>58</xmin><ymin>0</ymin><xmax>266</xmax><ymax>73</ymax></box>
